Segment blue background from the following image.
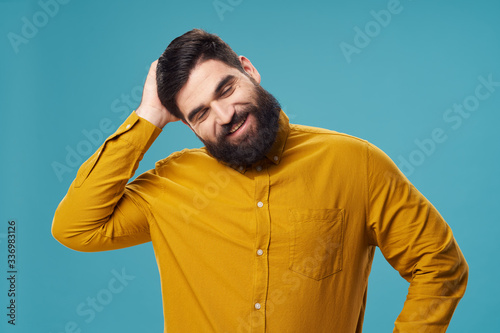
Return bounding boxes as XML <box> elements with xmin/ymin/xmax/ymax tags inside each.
<box><xmin>1</xmin><ymin>0</ymin><xmax>499</xmax><ymax>332</ymax></box>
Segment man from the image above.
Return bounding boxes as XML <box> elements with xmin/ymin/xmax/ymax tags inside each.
<box><xmin>52</xmin><ymin>29</ymin><xmax>468</xmax><ymax>332</ymax></box>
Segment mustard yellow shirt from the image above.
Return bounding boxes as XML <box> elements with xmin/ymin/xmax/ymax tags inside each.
<box><xmin>52</xmin><ymin>111</ymin><xmax>468</xmax><ymax>332</ymax></box>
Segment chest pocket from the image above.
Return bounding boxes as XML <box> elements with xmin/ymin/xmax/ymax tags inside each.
<box><xmin>289</xmin><ymin>208</ymin><xmax>344</xmax><ymax>280</ymax></box>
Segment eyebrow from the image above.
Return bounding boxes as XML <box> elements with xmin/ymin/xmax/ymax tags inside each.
<box><xmin>187</xmin><ymin>74</ymin><xmax>236</xmax><ymax>123</ymax></box>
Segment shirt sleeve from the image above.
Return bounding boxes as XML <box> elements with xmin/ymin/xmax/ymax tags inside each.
<box><xmin>365</xmin><ymin>143</ymin><xmax>468</xmax><ymax>332</ymax></box>
<box><xmin>52</xmin><ymin>111</ymin><xmax>162</xmax><ymax>252</ymax></box>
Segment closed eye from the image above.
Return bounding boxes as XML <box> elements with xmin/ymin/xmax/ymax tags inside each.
<box><xmin>220</xmin><ymin>85</ymin><xmax>234</xmax><ymax>97</ymax></box>
<box><xmin>187</xmin><ymin>75</ymin><xmax>237</xmax><ymax>124</ymax></box>
<box><xmin>196</xmin><ymin>108</ymin><xmax>209</xmax><ymax>122</ymax></box>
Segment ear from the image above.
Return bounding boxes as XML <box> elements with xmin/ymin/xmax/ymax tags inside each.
<box><xmin>239</xmin><ymin>55</ymin><xmax>261</xmax><ymax>84</ymax></box>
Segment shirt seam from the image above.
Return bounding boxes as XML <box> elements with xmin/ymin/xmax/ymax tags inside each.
<box><xmin>155</xmin><ymin>147</ymin><xmax>207</xmax><ymax>167</ymax></box>
<box><xmin>365</xmin><ymin>142</ymin><xmax>374</xmax><ymax>245</ymax></box>
<box><xmin>290</xmin><ymin>124</ymin><xmax>369</xmax><ymax>142</ymax></box>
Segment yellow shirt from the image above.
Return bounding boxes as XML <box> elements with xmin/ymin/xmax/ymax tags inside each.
<box><xmin>52</xmin><ymin>110</ymin><xmax>468</xmax><ymax>332</ymax></box>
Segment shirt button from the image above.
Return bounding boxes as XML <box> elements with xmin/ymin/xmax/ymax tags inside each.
<box><xmin>126</xmin><ymin>124</ymin><xmax>131</xmax><ymax>129</ymax></box>
<box><xmin>273</xmin><ymin>155</ymin><xmax>279</xmax><ymax>161</ymax></box>
<box><xmin>256</xmin><ymin>249</ymin><xmax>264</xmax><ymax>256</ymax></box>
<box><xmin>256</xmin><ymin>165</ymin><xmax>262</xmax><ymax>172</ymax></box>
<box><xmin>257</xmin><ymin>201</ymin><xmax>264</xmax><ymax>208</ymax></box>
<box><xmin>254</xmin><ymin>303</ymin><xmax>261</xmax><ymax>310</ymax></box>
<box><xmin>238</xmin><ymin>166</ymin><xmax>244</xmax><ymax>171</ymax></box>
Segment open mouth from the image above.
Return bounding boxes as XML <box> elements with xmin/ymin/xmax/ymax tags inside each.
<box><xmin>227</xmin><ymin>114</ymin><xmax>248</xmax><ymax>135</ymax></box>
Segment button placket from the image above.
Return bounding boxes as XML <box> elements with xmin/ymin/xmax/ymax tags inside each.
<box><xmin>251</xmin><ymin>162</ymin><xmax>271</xmax><ymax>329</ymax></box>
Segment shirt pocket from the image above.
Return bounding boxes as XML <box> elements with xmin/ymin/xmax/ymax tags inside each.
<box><xmin>288</xmin><ymin>208</ymin><xmax>344</xmax><ymax>280</ymax></box>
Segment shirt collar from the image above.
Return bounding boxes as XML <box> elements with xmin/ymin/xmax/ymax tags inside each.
<box><xmin>223</xmin><ymin>110</ymin><xmax>290</xmax><ymax>174</ymax></box>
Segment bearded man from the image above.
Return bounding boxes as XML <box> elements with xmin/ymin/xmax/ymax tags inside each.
<box><xmin>52</xmin><ymin>29</ymin><xmax>468</xmax><ymax>333</ymax></box>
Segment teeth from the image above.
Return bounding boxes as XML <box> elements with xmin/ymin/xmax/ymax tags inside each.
<box><xmin>229</xmin><ymin>117</ymin><xmax>246</xmax><ymax>134</ymax></box>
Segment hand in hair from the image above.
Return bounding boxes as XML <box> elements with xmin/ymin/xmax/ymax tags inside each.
<box><xmin>136</xmin><ymin>60</ymin><xmax>180</xmax><ymax>129</ymax></box>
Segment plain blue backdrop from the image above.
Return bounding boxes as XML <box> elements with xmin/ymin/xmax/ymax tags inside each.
<box><xmin>1</xmin><ymin>0</ymin><xmax>499</xmax><ymax>332</ymax></box>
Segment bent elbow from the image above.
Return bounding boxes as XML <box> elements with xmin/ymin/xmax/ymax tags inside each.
<box><xmin>51</xmin><ymin>214</ymin><xmax>78</xmax><ymax>250</ymax></box>
<box><xmin>451</xmin><ymin>245</ymin><xmax>469</xmax><ymax>300</ymax></box>
<box><xmin>51</xmin><ymin>216</ymin><xmax>68</xmax><ymax>247</ymax></box>
<box><xmin>459</xmin><ymin>254</ymin><xmax>469</xmax><ymax>291</ymax></box>
<box><xmin>51</xmin><ymin>209</ymin><xmax>91</xmax><ymax>252</ymax></box>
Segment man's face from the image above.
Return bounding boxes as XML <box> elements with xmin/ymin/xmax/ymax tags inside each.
<box><xmin>176</xmin><ymin>57</ymin><xmax>281</xmax><ymax>166</ymax></box>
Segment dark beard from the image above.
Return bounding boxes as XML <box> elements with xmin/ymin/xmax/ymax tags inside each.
<box><xmin>201</xmin><ymin>84</ymin><xmax>281</xmax><ymax>166</ymax></box>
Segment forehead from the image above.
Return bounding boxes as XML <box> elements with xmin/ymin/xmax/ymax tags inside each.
<box><xmin>176</xmin><ymin>59</ymin><xmax>242</xmax><ymax>116</ymax></box>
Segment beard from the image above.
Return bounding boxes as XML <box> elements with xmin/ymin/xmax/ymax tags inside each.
<box><xmin>200</xmin><ymin>84</ymin><xmax>281</xmax><ymax>166</ymax></box>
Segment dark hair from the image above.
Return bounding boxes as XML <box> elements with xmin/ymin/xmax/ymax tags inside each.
<box><xmin>156</xmin><ymin>29</ymin><xmax>245</xmax><ymax>120</ymax></box>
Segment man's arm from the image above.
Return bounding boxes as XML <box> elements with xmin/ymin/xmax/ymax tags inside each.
<box><xmin>52</xmin><ymin>61</ymin><xmax>178</xmax><ymax>252</ymax></box>
<box><xmin>365</xmin><ymin>143</ymin><xmax>468</xmax><ymax>332</ymax></box>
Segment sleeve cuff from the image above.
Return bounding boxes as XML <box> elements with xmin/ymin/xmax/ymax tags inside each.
<box><xmin>107</xmin><ymin>110</ymin><xmax>163</xmax><ymax>153</ymax></box>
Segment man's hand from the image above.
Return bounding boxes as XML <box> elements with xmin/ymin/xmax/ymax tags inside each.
<box><xmin>136</xmin><ymin>60</ymin><xmax>180</xmax><ymax>129</ymax></box>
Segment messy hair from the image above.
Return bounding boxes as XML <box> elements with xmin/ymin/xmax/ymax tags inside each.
<box><xmin>156</xmin><ymin>29</ymin><xmax>245</xmax><ymax>120</ymax></box>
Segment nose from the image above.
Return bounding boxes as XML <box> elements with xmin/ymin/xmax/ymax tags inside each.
<box><xmin>210</xmin><ymin>100</ymin><xmax>234</xmax><ymax>125</ymax></box>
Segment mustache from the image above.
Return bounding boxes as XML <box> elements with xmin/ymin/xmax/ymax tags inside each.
<box><xmin>219</xmin><ymin>110</ymin><xmax>250</xmax><ymax>138</ymax></box>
